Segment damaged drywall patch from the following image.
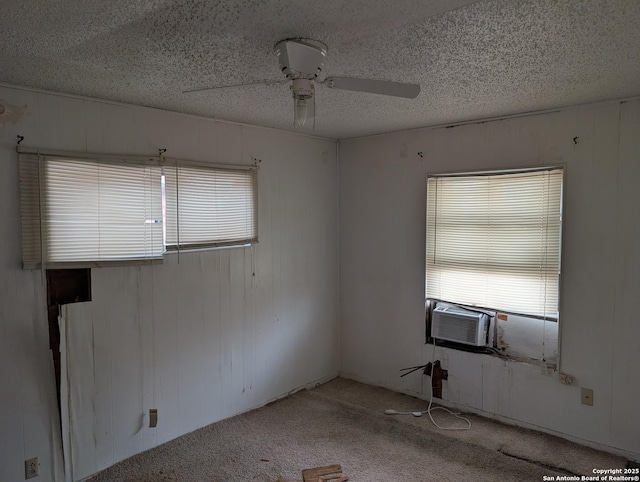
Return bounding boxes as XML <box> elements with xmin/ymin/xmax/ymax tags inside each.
<box><xmin>424</xmin><ymin>360</ymin><xmax>448</xmax><ymax>399</ymax></box>
<box><xmin>0</xmin><ymin>100</ymin><xmax>28</xmax><ymax>126</ymax></box>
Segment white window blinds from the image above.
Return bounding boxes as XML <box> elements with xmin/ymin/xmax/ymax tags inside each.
<box><xmin>164</xmin><ymin>163</ymin><xmax>258</xmax><ymax>250</ymax></box>
<box><xmin>426</xmin><ymin>168</ymin><xmax>563</xmax><ymax>317</ymax></box>
<box><xmin>19</xmin><ymin>152</ymin><xmax>163</xmax><ymax>268</ymax></box>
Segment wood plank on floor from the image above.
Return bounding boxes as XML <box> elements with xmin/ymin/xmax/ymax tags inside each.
<box><xmin>302</xmin><ymin>464</ymin><xmax>342</xmax><ymax>482</ymax></box>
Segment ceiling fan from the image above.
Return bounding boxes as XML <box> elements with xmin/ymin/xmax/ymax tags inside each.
<box><xmin>184</xmin><ymin>38</ymin><xmax>421</xmax><ymax>129</ymax></box>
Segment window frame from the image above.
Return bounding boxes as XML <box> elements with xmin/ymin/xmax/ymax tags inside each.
<box><xmin>19</xmin><ymin>147</ymin><xmax>165</xmax><ymax>269</ymax></box>
<box><xmin>162</xmin><ymin>157</ymin><xmax>259</xmax><ymax>252</ymax></box>
<box><xmin>18</xmin><ymin>147</ymin><xmax>259</xmax><ymax>269</ymax></box>
<box><xmin>425</xmin><ymin>164</ymin><xmax>566</xmax><ymax>321</ymax></box>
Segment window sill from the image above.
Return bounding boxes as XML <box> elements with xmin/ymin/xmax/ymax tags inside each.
<box><xmin>164</xmin><ymin>242</ymin><xmax>255</xmax><ymax>255</ymax></box>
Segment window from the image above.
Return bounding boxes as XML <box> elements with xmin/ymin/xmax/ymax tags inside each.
<box><xmin>164</xmin><ymin>162</ymin><xmax>258</xmax><ymax>250</ymax></box>
<box><xmin>426</xmin><ymin>168</ymin><xmax>563</xmax><ymax>319</ymax></box>
<box><xmin>19</xmin><ymin>149</ymin><xmax>258</xmax><ymax>268</ymax></box>
<box><xmin>20</xmin><ymin>152</ymin><xmax>163</xmax><ymax>268</ymax></box>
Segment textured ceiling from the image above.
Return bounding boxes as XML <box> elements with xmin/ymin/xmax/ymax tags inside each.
<box><xmin>1</xmin><ymin>0</ymin><xmax>639</xmax><ymax>139</ymax></box>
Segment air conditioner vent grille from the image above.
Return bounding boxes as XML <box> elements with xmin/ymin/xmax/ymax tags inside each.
<box><xmin>431</xmin><ymin>305</ymin><xmax>488</xmax><ymax>347</ymax></box>
<box><xmin>433</xmin><ymin>313</ymin><xmax>478</xmax><ymax>344</ymax></box>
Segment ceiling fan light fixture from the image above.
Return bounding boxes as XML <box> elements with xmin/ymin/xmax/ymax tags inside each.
<box><xmin>291</xmin><ymin>78</ymin><xmax>314</xmax><ymax>129</ymax></box>
<box><xmin>294</xmin><ymin>97</ymin><xmax>308</xmax><ymax>128</ymax></box>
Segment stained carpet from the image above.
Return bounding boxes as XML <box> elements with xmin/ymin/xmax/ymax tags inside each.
<box><xmin>87</xmin><ymin>378</ymin><xmax>626</xmax><ymax>481</ymax></box>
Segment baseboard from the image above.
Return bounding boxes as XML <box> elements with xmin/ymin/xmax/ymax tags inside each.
<box><xmin>338</xmin><ymin>371</ymin><xmax>640</xmax><ymax>463</ymax></box>
<box><xmin>250</xmin><ymin>372</ymin><xmax>340</xmax><ymax>410</ymax></box>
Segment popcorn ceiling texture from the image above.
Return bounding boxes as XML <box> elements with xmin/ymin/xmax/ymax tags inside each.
<box><xmin>1</xmin><ymin>0</ymin><xmax>639</xmax><ymax>139</ymax></box>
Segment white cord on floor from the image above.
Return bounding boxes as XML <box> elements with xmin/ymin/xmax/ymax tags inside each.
<box><xmin>384</xmin><ymin>342</ymin><xmax>472</xmax><ymax>431</ymax></box>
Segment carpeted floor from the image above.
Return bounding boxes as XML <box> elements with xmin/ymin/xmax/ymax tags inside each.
<box><xmin>87</xmin><ymin>378</ymin><xmax>626</xmax><ymax>481</ymax></box>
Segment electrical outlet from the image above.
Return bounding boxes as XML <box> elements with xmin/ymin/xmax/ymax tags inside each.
<box><xmin>25</xmin><ymin>457</ymin><xmax>39</xmax><ymax>479</ymax></box>
<box><xmin>581</xmin><ymin>388</ymin><xmax>594</xmax><ymax>406</ymax></box>
<box><xmin>149</xmin><ymin>408</ymin><xmax>158</xmax><ymax>428</ymax></box>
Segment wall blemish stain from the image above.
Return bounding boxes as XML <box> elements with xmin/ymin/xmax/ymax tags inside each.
<box><xmin>0</xmin><ymin>101</ymin><xmax>29</xmax><ymax>127</ymax></box>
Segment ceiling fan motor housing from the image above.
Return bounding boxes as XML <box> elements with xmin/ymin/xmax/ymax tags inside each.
<box><xmin>274</xmin><ymin>39</ymin><xmax>327</xmax><ymax>80</ymax></box>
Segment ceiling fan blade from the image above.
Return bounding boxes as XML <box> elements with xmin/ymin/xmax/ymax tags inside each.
<box><xmin>183</xmin><ymin>79</ymin><xmax>286</xmax><ymax>94</ymax></box>
<box><xmin>324</xmin><ymin>77</ymin><xmax>420</xmax><ymax>98</ymax></box>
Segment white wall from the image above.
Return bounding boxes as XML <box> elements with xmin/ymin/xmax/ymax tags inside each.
<box><xmin>339</xmin><ymin>100</ymin><xmax>640</xmax><ymax>461</ymax></box>
<box><xmin>0</xmin><ymin>85</ymin><xmax>339</xmax><ymax>482</ymax></box>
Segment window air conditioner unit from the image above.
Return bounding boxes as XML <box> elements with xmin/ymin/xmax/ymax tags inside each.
<box><xmin>431</xmin><ymin>304</ymin><xmax>489</xmax><ymax>347</ymax></box>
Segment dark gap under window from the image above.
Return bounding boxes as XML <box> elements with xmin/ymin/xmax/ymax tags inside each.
<box><xmin>46</xmin><ymin>269</ymin><xmax>91</xmax><ymax>415</ymax></box>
